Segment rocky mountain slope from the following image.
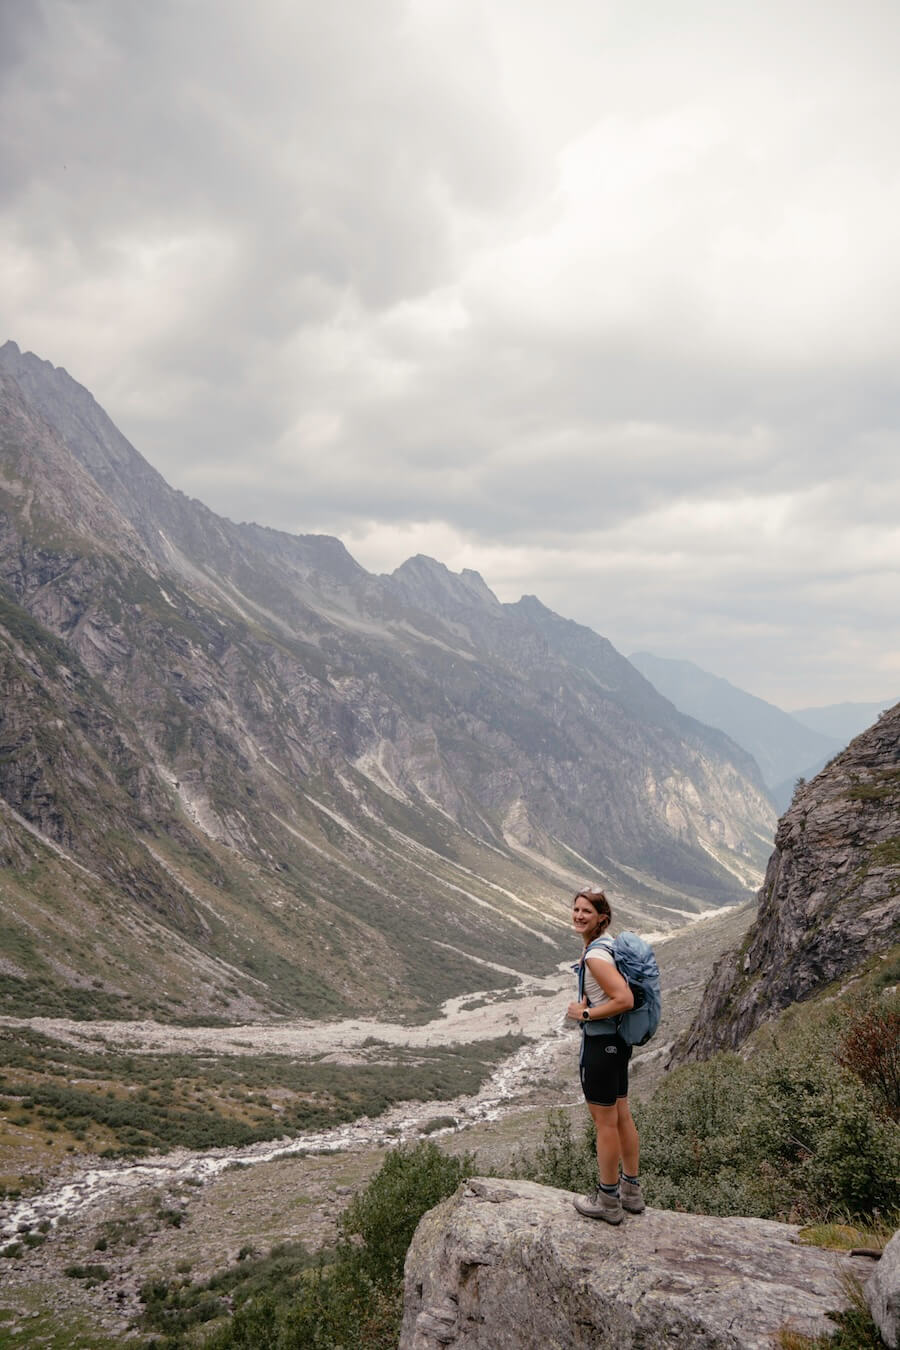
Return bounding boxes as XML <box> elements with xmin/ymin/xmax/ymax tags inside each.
<box><xmin>675</xmin><ymin>700</ymin><xmax>900</xmax><ymax>1061</ymax></box>
<box><xmin>0</xmin><ymin>341</ymin><xmax>775</xmax><ymax>1023</ymax></box>
<box><xmin>629</xmin><ymin>650</ymin><xmax>841</xmax><ymax>798</ymax></box>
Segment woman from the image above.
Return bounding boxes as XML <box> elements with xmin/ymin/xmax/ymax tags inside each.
<box><xmin>566</xmin><ymin>888</ymin><xmax>645</xmax><ymax>1224</ymax></box>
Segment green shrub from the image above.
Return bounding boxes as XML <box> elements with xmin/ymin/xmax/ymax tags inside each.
<box><xmin>200</xmin><ymin>1141</ymin><xmax>473</xmax><ymax>1350</ymax></box>
<box><xmin>520</xmin><ymin>1020</ymin><xmax>900</xmax><ymax>1225</ymax></box>
<box><xmin>798</xmin><ymin>1097</ymin><xmax>900</xmax><ymax>1218</ymax></box>
<box><xmin>420</xmin><ymin>1115</ymin><xmax>457</xmax><ymax>1135</ymax></box>
<box><xmin>138</xmin><ymin>1241</ymin><xmax>315</xmax><ymax>1337</ymax></box>
<box><xmin>340</xmin><ymin>1140</ymin><xmax>474</xmax><ymax>1288</ymax></box>
<box><xmin>512</xmin><ymin>1107</ymin><xmax>596</xmax><ymax>1194</ymax></box>
<box><xmin>745</xmin><ymin>1021</ymin><xmax>900</xmax><ymax>1219</ymax></box>
<box><xmin>212</xmin><ymin>1262</ymin><xmax>401</xmax><ymax>1350</ymax></box>
<box><xmin>634</xmin><ymin>1053</ymin><xmax>766</xmax><ymax>1216</ymax></box>
<box><xmin>64</xmin><ymin>1263</ymin><xmax>111</xmax><ymax>1286</ymax></box>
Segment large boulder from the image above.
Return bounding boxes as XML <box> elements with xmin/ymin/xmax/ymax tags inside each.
<box><xmin>400</xmin><ymin>1178</ymin><xmax>876</xmax><ymax>1350</ymax></box>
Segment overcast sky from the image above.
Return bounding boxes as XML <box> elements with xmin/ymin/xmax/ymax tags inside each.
<box><xmin>2</xmin><ymin>0</ymin><xmax>899</xmax><ymax>709</ymax></box>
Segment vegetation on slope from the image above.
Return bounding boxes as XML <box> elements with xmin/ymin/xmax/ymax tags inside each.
<box><xmin>123</xmin><ymin>989</ymin><xmax>899</xmax><ymax>1350</ymax></box>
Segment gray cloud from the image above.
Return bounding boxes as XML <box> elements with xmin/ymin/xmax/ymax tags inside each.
<box><xmin>1</xmin><ymin>0</ymin><xmax>898</xmax><ymax>707</ymax></box>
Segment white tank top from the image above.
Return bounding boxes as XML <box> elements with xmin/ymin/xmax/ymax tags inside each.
<box><xmin>583</xmin><ymin>943</ymin><xmax>614</xmax><ymax>1010</ymax></box>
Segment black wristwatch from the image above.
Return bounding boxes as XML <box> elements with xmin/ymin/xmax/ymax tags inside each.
<box><xmin>581</xmin><ymin>1008</ymin><xmax>591</xmax><ymax>1021</ymax></box>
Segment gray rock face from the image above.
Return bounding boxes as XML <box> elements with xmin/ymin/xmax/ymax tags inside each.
<box><xmin>868</xmin><ymin>1227</ymin><xmax>900</xmax><ymax>1348</ymax></box>
<box><xmin>400</xmin><ymin>1178</ymin><xmax>876</xmax><ymax>1350</ymax></box>
<box><xmin>675</xmin><ymin>702</ymin><xmax>900</xmax><ymax>1061</ymax></box>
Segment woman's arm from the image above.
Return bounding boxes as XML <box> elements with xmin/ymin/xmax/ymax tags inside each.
<box><xmin>583</xmin><ymin>956</ymin><xmax>634</xmax><ymax>1020</ymax></box>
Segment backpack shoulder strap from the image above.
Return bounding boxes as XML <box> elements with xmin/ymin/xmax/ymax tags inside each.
<box><xmin>578</xmin><ymin>935</ymin><xmax>614</xmax><ymax>1000</ymax></box>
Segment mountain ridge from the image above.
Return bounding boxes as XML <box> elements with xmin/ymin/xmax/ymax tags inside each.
<box><xmin>0</xmin><ymin>341</ymin><xmax>775</xmax><ymax>1023</ymax></box>
<box><xmin>629</xmin><ymin>650</ymin><xmax>843</xmax><ymax>803</ymax></box>
<box><xmin>791</xmin><ymin>697</ymin><xmax>898</xmax><ymax>742</ymax></box>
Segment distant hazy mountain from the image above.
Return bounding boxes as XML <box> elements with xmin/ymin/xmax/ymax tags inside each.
<box><xmin>767</xmin><ymin>754</ymin><xmax>836</xmax><ymax>815</ymax></box>
<box><xmin>790</xmin><ymin>700</ymin><xmax>897</xmax><ymax>744</ymax></box>
<box><xmin>0</xmin><ymin>341</ymin><xmax>775</xmax><ymax>1024</ymax></box>
<box><xmin>766</xmin><ymin>701</ymin><xmax>898</xmax><ymax>810</ymax></box>
<box><xmin>629</xmin><ymin>652</ymin><xmax>840</xmax><ymax>797</ymax></box>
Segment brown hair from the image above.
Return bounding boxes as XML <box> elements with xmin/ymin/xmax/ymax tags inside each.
<box><xmin>573</xmin><ymin>888</ymin><xmax>611</xmax><ymax>932</ymax></box>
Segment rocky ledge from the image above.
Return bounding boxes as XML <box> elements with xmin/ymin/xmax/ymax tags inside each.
<box><xmin>400</xmin><ymin>1177</ymin><xmax>880</xmax><ymax>1350</ymax></box>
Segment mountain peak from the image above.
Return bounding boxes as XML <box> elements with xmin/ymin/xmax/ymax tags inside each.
<box><xmin>237</xmin><ymin>521</ymin><xmax>366</xmax><ymax>583</ymax></box>
<box><xmin>391</xmin><ymin>554</ymin><xmax>500</xmax><ymax>611</ymax></box>
<box><xmin>515</xmin><ymin>594</ymin><xmax>554</xmax><ymax>620</ymax></box>
<box><xmin>1</xmin><ymin>338</ymin><xmax>74</xmax><ymax>387</ymax></box>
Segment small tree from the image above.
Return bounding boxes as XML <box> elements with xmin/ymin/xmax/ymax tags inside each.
<box><xmin>837</xmin><ymin>1005</ymin><xmax>900</xmax><ymax>1123</ymax></box>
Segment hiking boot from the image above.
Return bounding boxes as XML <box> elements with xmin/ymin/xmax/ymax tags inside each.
<box><xmin>573</xmin><ymin>1187</ymin><xmax>624</xmax><ymax>1224</ymax></box>
<box><xmin>620</xmin><ymin>1178</ymin><xmax>645</xmax><ymax>1214</ymax></box>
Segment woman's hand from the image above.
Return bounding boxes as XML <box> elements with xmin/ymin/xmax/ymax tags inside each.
<box><xmin>567</xmin><ymin>995</ymin><xmax>588</xmax><ymax>1021</ymax></box>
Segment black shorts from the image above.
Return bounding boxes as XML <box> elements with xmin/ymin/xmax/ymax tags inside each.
<box><xmin>579</xmin><ymin>1031</ymin><xmax>631</xmax><ymax>1107</ymax></box>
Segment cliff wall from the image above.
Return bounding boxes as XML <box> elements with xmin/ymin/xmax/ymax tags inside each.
<box><xmin>675</xmin><ymin>701</ymin><xmax>900</xmax><ymax>1062</ymax></box>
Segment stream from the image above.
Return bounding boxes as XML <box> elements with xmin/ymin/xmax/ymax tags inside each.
<box><xmin>0</xmin><ymin>982</ymin><xmax>577</xmax><ymax>1243</ymax></box>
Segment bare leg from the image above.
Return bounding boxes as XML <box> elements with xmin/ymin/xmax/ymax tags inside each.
<box><xmin>586</xmin><ymin>1102</ymin><xmax>620</xmax><ymax>1186</ymax></box>
<box><xmin>616</xmin><ymin>1097</ymin><xmax>639</xmax><ymax>1176</ymax></box>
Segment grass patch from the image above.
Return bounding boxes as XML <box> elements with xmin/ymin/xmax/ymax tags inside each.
<box><xmin>0</xmin><ymin>1308</ymin><xmax>126</xmax><ymax>1349</ymax></box>
<box><xmin>795</xmin><ymin>1222</ymin><xmax>888</xmax><ymax>1254</ymax></box>
<box><xmin>869</xmin><ymin>837</ymin><xmax>900</xmax><ymax>867</ymax></box>
<box><xmin>847</xmin><ymin>771</ymin><xmax>900</xmax><ymax>802</ymax></box>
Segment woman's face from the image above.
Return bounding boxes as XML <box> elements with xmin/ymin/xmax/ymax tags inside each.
<box><xmin>572</xmin><ymin>894</ymin><xmax>602</xmax><ymax>940</ymax></box>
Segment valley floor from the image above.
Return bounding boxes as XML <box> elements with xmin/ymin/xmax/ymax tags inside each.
<box><xmin>0</xmin><ymin>964</ymin><xmax>575</xmax><ymax>1060</ymax></box>
<box><xmin>0</xmin><ymin>903</ymin><xmax>755</xmax><ymax>1347</ymax></box>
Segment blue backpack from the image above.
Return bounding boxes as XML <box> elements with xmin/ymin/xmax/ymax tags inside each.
<box><xmin>578</xmin><ymin>932</ymin><xmax>662</xmax><ymax>1046</ymax></box>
